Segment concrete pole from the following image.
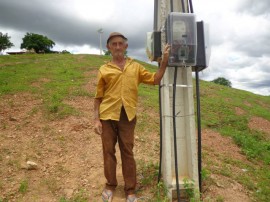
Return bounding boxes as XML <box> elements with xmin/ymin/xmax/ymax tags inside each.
<box><xmin>157</xmin><ymin>0</ymin><xmax>199</xmax><ymax>200</ymax></box>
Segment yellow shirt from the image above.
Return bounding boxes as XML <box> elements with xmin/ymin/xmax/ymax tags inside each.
<box><xmin>95</xmin><ymin>57</ymin><xmax>155</xmax><ymax>121</ymax></box>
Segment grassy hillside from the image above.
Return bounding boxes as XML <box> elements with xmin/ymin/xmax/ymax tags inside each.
<box><xmin>0</xmin><ymin>54</ymin><xmax>269</xmax><ymax>201</ymax></box>
<box><xmin>197</xmin><ymin>80</ymin><xmax>270</xmax><ymax>201</ymax></box>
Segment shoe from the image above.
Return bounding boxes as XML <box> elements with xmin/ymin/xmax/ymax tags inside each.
<box><xmin>102</xmin><ymin>189</ymin><xmax>113</xmax><ymax>202</ymax></box>
<box><xmin>126</xmin><ymin>194</ymin><xmax>138</xmax><ymax>202</ymax></box>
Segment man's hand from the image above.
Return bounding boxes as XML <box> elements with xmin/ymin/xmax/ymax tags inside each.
<box><xmin>94</xmin><ymin>98</ymin><xmax>102</xmax><ymax>135</ymax></box>
<box><xmin>94</xmin><ymin>119</ymin><xmax>102</xmax><ymax>135</ymax></box>
<box><xmin>154</xmin><ymin>43</ymin><xmax>171</xmax><ymax>85</ymax></box>
<box><xmin>162</xmin><ymin>43</ymin><xmax>170</xmax><ymax>63</ymax></box>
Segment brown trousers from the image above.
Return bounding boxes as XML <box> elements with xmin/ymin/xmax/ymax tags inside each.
<box><xmin>101</xmin><ymin>107</ymin><xmax>137</xmax><ymax>196</ymax></box>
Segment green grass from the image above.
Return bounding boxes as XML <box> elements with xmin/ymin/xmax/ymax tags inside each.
<box><xmin>18</xmin><ymin>180</ymin><xmax>28</xmax><ymax>194</ymax></box>
<box><xmin>0</xmin><ymin>54</ymin><xmax>97</xmax><ymax>119</ymax></box>
<box><xmin>197</xmin><ymin>80</ymin><xmax>270</xmax><ymax>201</ymax></box>
<box><xmin>136</xmin><ymin>160</ymin><xmax>169</xmax><ymax>202</ymax></box>
<box><xmin>59</xmin><ymin>189</ymin><xmax>89</xmax><ymax>202</ymax></box>
<box><xmin>1</xmin><ymin>54</ymin><xmax>270</xmax><ymax>201</ymax></box>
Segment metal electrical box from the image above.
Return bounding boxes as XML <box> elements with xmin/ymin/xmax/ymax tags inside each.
<box><xmin>166</xmin><ymin>12</ymin><xmax>197</xmax><ymax>67</ymax></box>
<box><xmin>193</xmin><ymin>21</ymin><xmax>210</xmax><ymax>72</ymax></box>
<box><xmin>146</xmin><ymin>31</ymin><xmax>162</xmax><ymax>62</ymax></box>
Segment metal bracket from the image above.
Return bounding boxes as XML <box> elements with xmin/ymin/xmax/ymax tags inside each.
<box><xmin>160</xmin><ymin>84</ymin><xmax>193</xmax><ymax>88</ymax></box>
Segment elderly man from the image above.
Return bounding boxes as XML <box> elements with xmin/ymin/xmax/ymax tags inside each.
<box><xmin>94</xmin><ymin>32</ymin><xmax>170</xmax><ymax>202</ymax></box>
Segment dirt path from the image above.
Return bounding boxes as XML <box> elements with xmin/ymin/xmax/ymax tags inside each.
<box><xmin>1</xmin><ymin>79</ymin><xmax>267</xmax><ymax>201</ymax></box>
<box><xmin>201</xmin><ymin>130</ymin><xmax>252</xmax><ymax>202</ymax></box>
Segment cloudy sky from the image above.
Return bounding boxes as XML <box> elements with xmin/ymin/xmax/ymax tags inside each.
<box><xmin>0</xmin><ymin>0</ymin><xmax>269</xmax><ymax>96</ymax></box>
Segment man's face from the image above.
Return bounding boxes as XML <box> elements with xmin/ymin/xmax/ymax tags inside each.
<box><xmin>107</xmin><ymin>36</ymin><xmax>128</xmax><ymax>58</ymax></box>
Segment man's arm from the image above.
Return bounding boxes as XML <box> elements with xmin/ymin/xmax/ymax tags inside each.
<box><xmin>154</xmin><ymin>44</ymin><xmax>170</xmax><ymax>85</ymax></box>
<box><xmin>94</xmin><ymin>98</ymin><xmax>102</xmax><ymax>135</ymax></box>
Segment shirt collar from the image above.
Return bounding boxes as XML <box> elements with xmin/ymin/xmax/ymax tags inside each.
<box><xmin>107</xmin><ymin>57</ymin><xmax>133</xmax><ymax>67</ymax></box>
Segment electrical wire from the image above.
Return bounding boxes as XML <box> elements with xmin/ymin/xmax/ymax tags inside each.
<box><xmin>188</xmin><ymin>0</ymin><xmax>203</xmax><ymax>193</ymax></box>
<box><xmin>181</xmin><ymin>0</ymin><xmax>186</xmax><ymax>13</ymax></box>
<box><xmin>189</xmin><ymin>0</ymin><xmax>194</xmax><ymax>13</ymax></box>
<box><xmin>154</xmin><ymin>0</ymin><xmax>158</xmax><ymax>31</ymax></box>
<box><xmin>171</xmin><ymin>1</ymin><xmax>181</xmax><ymax>201</ymax></box>
<box><xmin>195</xmin><ymin>68</ymin><xmax>202</xmax><ymax>193</ymax></box>
<box><xmin>158</xmin><ymin>65</ymin><xmax>163</xmax><ymax>183</ymax></box>
<box><xmin>170</xmin><ymin>0</ymin><xmax>174</xmax><ymax>12</ymax></box>
<box><xmin>173</xmin><ymin>66</ymin><xmax>181</xmax><ymax>202</ymax></box>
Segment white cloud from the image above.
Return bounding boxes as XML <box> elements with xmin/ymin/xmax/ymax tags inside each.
<box><xmin>193</xmin><ymin>0</ymin><xmax>270</xmax><ymax>95</ymax></box>
<box><xmin>52</xmin><ymin>44</ymin><xmax>100</xmax><ymax>55</ymax></box>
<box><xmin>1</xmin><ymin>0</ymin><xmax>270</xmax><ymax>95</ymax></box>
<box><xmin>62</xmin><ymin>0</ymin><xmax>115</xmax><ymax>23</ymax></box>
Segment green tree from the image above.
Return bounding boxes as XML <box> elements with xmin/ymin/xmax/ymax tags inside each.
<box><xmin>20</xmin><ymin>33</ymin><xmax>55</xmax><ymax>53</ymax></box>
<box><xmin>211</xmin><ymin>77</ymin><xmax>232</xmax><ymax>87</ymax></box>
<box><xmin>0</xmin><ymin>32</ymin><xmax>14</xmax><ymax>52</ymax></box>
<box><xmin>61</xmin><ymin>50</ymin><xmax>71</xmax><ymax>54</ymax></box>
<box><xmin>103</xmin><ymin>49</ymin><xmax>128</xmax><ymax>56</ymax></box>
<box><xmin>103</xmin><ymin>49</ymin><xmax>111</xmax><ymax>56</ymax></box>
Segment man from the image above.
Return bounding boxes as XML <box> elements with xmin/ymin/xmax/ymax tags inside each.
<box><xmin>94</xmin><ymin>32</ymin><xmax>170</xmax><ymax>202</ymax></box>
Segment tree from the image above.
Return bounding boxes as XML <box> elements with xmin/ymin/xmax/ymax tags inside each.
<box><xmin>20</xmin><ymin>33</ymin><xmax>55</xmax><ymax>53</ymax></box>
<box><xmin>103</xmin><ymin>49</ymin><xmax>128</xmax><ymax>56</ymax></box>
<box><xmin>211</xmin><ymin>77</ymin><xmax>232</xmax><ymax>87</ymax></box>
<box><xmin>103</xmin><ymin>49</ymin><xmax>111</xmax><ymax>56</ymax></box>
<box><xmin>0</xmin><ymin>32</ymin><xmax>14</xmax><ymax>53</ymax></box>
<box><xmin>62</xmin><ymin>50</ymin><xmax>71</xmax><ymax>54</ymax></box>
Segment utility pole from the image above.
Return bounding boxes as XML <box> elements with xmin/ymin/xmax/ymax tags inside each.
<box><xmin>156</xmin><ymin>0</ymin><xmax>199</xmax><ymax>201</ymax></box>
<box><xmin>97</xmin><ymin>28</ymin><xmax>103</xmax><ymax>55</ymax></box>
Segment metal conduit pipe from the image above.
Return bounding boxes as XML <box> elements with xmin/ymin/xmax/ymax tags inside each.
<box><xmin>186</xmin><ymin>0</ymin><xmax>203</xmax><ymax>193</ymax></box>
<box><xmin>154</xmin><ymin>0</ymin><xmax>158</xmax><ymax>31</ymax></box>
<box><xmin>195</xmin><ymin>68</ymin><xmax>202</xmax><ymax>192</ymax></box>
<box><xmin>169</xmin><ymin>1</ymin><xmax>181</xmax><ymax>201</ymax></box>
<box><xmin>189</xmin><ymin>0</ymin><xmax>194</xmax><ymax>13</ymax></box>
<box><xmin>155</xmin><ymin>0</ymin><xmax>162</xmax><ymax>183</ymax></box>
<box><xmin>158</xmin><ymin>79</ymin><xmax>163</xmax><ymax>183</ymax></box>
<box><xmin>173</xmin><ymin>66</ymin><xmax>181</xmax><ymax>202</ymax></box>
<box><xmin>181</xmin><ymin>0</ymin><xmax>186</xmax><ymax>13</ymax></box>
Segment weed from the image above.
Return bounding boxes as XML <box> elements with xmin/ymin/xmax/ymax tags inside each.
<box><xmin>7</xmin><ymin>159</ymin><xmax>20</xmax><ymax>170</ymax></box>
<box><xmin>136</xmin><ymin>160</ymin><xmax>170</xmax><ymax>201</ymax></box>
<box><xmin>182</xmin><ymin>178</ymin><xmax>202</xmax><ymax>202</ymax></box>
<box><xmin>137</xmin><ymin>160</ymin><xmax>159</xmax><ymax>186</ymax></box>
<box><xmin>1</xmin><ymin>123</ymin><xmax>7</xmax><ymax>129</ymax></box>
<box><xmin>43</xmin><ymin>178</ymin><xmax>59</xmax><ymax>193</ymax></box>
<box><xmin>183</xmin><ymin>178</ymin><xmax>195</xmax><ymax>198</ymax></box>
<box><xmin>201</xmin><ymin>168</ymin><xmax>210</xmax><ymax>181</ymax></box>
<box><xmin>219</xmin><ymin>164</ymin><xmax>232</xmax><ymax>177</ymax></box>
<box><xmin>71</xmin><ymin>89</ymin><xmax>91</xmax><ymax>97</ymax></box>
<box><xmin>59</xmin><ymin>189</ymin><xmax>89</xmax><ymax>202</ymax></box>
<box><xmin>153</xmin><ymin>181</ymin><xmax>169</xmax><ymax>202</ymax></box>
<box><xmin>28</xmin><ymin>106</ymin><xmax>39</xmax><ymax>115</ymax></box>
<box><xmin>216</xmin><ymin>195</ymin><xmax>224</xmax><ymax>202</ymax></box>
<box><xmin>18</xmin><ymin>180</ymin><xmax>28</xmax><ymax>194</ymax></box>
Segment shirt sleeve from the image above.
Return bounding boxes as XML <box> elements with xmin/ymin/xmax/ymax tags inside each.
<box><xmin>95</xmin><ymin>70</ymin><xmax>105</xmax><ymax>98</ymax></box>
<box><xmin>139</xmin><ymin>65</ymin><xmax>155</xmax><ymax>85</ymax></box>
